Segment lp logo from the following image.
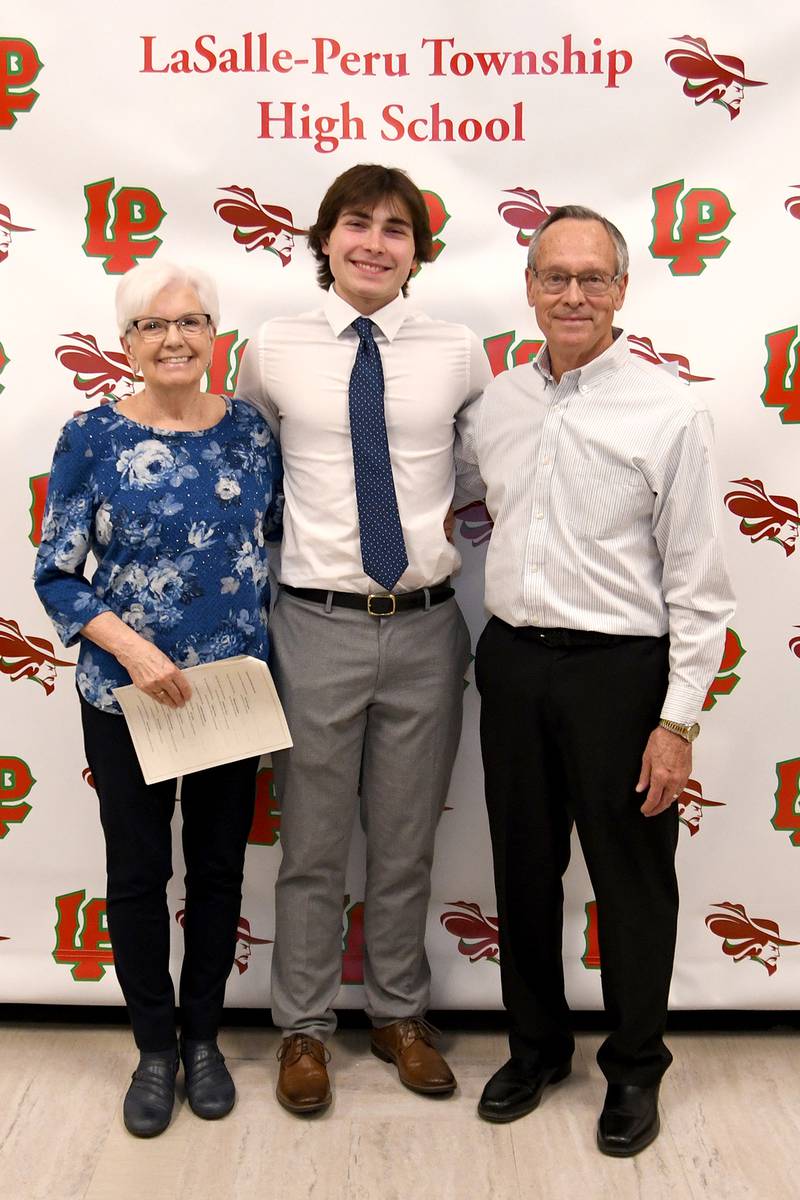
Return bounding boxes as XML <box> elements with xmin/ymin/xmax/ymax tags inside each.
<box><xmin>0</xmin><ymin>38</ymin><xmax>43</xmax><ymax>129</ymax></box>
<box><xmin>650</xmin><ymin>179</ymin><xmax>734</xmax><ymax>275</ymax></box>
<box><xmin>53</xmin><ymin>890</ymin><xmax>114</xmax><ymax>981</ymax></box>
<box><xmin>83</xmin><ymin>177</ymin><xmax>166</xmax><ymax>274</ymax></box>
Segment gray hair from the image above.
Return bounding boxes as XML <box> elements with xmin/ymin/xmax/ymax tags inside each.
<box><xmin>115</xmin><ymin>261</ymin><xmax>220</xmax><ymax>336</ymax></box>
<box><xmin>526</xmin><ymin>205</ymin><xmax>629</xmax><ymax>278</ymax></box>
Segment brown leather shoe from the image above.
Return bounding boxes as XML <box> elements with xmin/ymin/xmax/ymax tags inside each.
<box><xmin>276</xmin><ymin>1034</ymin><xmax>331</xmax><ymax>1114</ymax></box>
<box><xmin>371</xmin><ymin>1018</ymin><xmax>456</xmax><ymax>1095</ymax></box>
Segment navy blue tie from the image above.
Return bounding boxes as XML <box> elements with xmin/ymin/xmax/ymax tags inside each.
<box><xmin>348</xmin><ymin>317</ymin><xmax>408</xmax><ymax>591</ymax></box>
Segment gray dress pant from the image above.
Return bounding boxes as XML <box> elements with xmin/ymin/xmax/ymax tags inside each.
<box><xmin>269</xmin><ymin>589</ymin><xmax>470</xmax><ymax>1040</ymax></box>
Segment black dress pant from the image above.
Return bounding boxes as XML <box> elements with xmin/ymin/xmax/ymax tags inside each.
<box><xmin>475</xmin><ymin>618</ymin><xmax>679</xmax><ymax>1086</ymax></box>
<box><xmin>80</xmin><ymin>695</ymin><xmax>259</xmax><ymax>1052</ymax></box>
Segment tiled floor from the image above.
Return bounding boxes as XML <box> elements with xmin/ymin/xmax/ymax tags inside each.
<box><xmin>0</xmin><ymin>1024</ymin><xmax>796</xmax><ymax>1199</ymax></box>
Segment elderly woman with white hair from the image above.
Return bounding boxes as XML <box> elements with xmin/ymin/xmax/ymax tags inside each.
<box><xmin>34</xmin><ymin>262</ymin><xmax>281</xmax><ymax>1137</ymax></box>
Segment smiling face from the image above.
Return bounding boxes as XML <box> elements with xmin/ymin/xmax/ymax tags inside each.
<box><xmin>526</xmin><ymin>218</ymin><xmax>627</xmax><ymax>379</ymax></box>
<box><xmin>121</xmin><ymin>283</ymin><xmax>214</xmax><ymax>393</ymax></box>
<box><xmin>322</xmin><ymin>198</ymin><xmax>418</xmax><ymax>315</ymax></box>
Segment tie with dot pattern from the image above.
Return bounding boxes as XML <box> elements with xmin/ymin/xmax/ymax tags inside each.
<box><xmin>348</xmin><ymin>317</ymin><xmax>408</xmax><ymax>591</ymax></box>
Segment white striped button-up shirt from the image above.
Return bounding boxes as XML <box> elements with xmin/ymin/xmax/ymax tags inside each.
<box><xmin>459</xmin><ymin>330</ymin><xmax>735</xmax><ymax>724</ymax></box>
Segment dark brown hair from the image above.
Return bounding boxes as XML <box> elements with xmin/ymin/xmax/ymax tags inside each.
<box><xmin>308</xmin><ymin>164</ymin><xmax>433</xmax><ymax>294</ymax></box>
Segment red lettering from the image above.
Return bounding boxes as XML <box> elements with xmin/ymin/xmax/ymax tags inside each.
<box><xmin>772</xmin><ymin>758</ymin><xmax>800</xmax><ymax>847</ymax></box>
<box><xmin>650</xmin><ymin>180</ymin><xmax>734</xmax><ymax>275</ymax></box>
<box><xmin>582</xmin><ymin>900</ymin><xmax>601</xmax><ymax>969</ymax></box>
<box><xmin>341</xmin><ymin>897</ymin><xmax>365</xmax><ymax>984</ymax></box>
<box><xmin>28</xmin><ymin>473</ymin><xmax>49</xmax><ymax>547</ymax></box>
<box><xmin>53</xmin><ymin>891</ymin><xmax>114</xmax><ymax>982</ymax></box>
<box><xmin>483</xmin><ymin>331</ymin><xmax>543</xmax><ymax>377</ymax></box>
<box><xmin>762</xmin><ymin>326</ymin><xmax>800</xmax><ymax>423</ymax></box>
<box><xmin>248</xmin><ymin>766</ymin><xmax>280</xmax><ymax>845</ymax></box>
<box><xmin>0</xmin><ymin>37</ymin><xmax>43</xmax><ymax>127</ymax></box>
<box><xmin>83</xmin><ymin>178</ymin><xmax>166</xmax><ymax>274</ymax></box>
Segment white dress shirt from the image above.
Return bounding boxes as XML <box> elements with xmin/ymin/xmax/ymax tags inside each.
<box><xmin>459</xmin><ymin>330</ymin><xmax>735</xmax><ymax>725</ymax></box>
<box><xmin>236</xmin><ymin>287</ymin><xmax>490</xmax><ymax>593</ymax></box>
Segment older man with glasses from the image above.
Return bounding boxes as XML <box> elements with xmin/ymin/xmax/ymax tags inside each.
<box><xmin>458</xmin><ymin>205</ymin><xmax>734</xmax><ymax>1155</ymax></box>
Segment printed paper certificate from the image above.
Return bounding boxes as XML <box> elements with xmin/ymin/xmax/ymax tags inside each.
<box><xmin>113</xmin><ymin>655</ymin><xmax>292</xmax><ymax>785</ymax></box>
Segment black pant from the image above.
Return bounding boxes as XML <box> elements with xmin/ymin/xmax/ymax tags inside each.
<box><xmin>475</xmin><ymin>618</ymin><xmax>679</xmax><ymax>1086</ymax></box>
<box><xmin>80</xmin><ymin>695</ymin><xmax>259</xmax><ymax>1051</ymax></box>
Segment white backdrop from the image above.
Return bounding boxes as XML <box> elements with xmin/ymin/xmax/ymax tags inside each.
<box><xmin>2</xmin><ymin>1</ymin><xmax>799</xmax><ymax>1010</ymax></box>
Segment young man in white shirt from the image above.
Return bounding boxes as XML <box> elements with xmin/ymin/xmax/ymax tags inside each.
<box><xmin>236</xmin><ymin>164</ymin><xmax>489</xmax><ymax>1113</ymax></box>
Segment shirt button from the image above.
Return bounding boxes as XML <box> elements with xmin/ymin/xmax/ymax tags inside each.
<box><xmin>542</xmin><ymin>456</ymin><xmax>551</xmax><ymax>465</ymax></box>
<box><xmin>531</xmin><ymin>565</ymin><xmax>539</xmax><ymax>573</ymax></box>
<box><xmin>535</xmin><ymin>512</ymin><xmax>544</xmax><ymax>520</ymax></box>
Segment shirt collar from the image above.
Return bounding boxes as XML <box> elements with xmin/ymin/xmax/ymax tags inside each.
<box><xmin>324</xmin><ymin>285</ymin><xmax>410</xmax><ymax>342</ymax></box>
<box><xmin>534</xmin><ymin>327</ymin><xmax>628</xmax><ymax>387</ymax></box>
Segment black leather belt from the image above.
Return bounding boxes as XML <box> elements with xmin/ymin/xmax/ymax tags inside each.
<box><xmin>281</xmin><ymin>582</ymin><xmax>454</xmax><ymax>617</ymax></box>
<box><xmin>510</xmin><ymin>623</ymin><xmax>649</xmax><ymax>648</ymax></box>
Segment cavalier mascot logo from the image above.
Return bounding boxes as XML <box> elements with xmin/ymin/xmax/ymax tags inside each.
<box><xmin>214</xmin><ymin>185</ymin><xmax>304</xmax><ymax>266</ymax></box>
<box><xmin>0</xmin><ymin>617</ymin><xmax>73</xmax><ymax>696</ymax></box>
<box><xmin>677</xmin><ymin>778</ymin><xmax>724</xmax><ymax>837</ymax></box>
<box><xmin>705</xmin><ymin>901</ymin><xmax>798</xmax><ymax>976</ymax></box>
<box><xmin>0</xmin><ymin>202</ymin><xmax>33</xmax><ymax>264</ymax></box>
<box><xmin>627</xmin><ymin>334</ymin><xmax>713</xmax><ymax>384</ymax></box>
<box><xmin>665</xmin><ymin>35</ymin><xmax>766</xmax><ymax>120</ymax></box>
<box><xmin>497</xmin><ymin>186</ymin><xmax>555</xmax><ymax>245</ymax></box>
<box><xmin>55</xmin><ymin>333</ymin><xmax>138</xmax><ymax>402</ymax></box>
<box><xmin>724</xmin><ymin>478</ymin><xmax>799</xmax><ymax>556</ymax></box>
<box><xmin>440</xmin><ymin>900</ymin><xmax>500</xmax><ymax>965</ymax></box>
<box><xmin>455</xmin><ymin>501</ymin><xmax>493</xmax><ymax>547</ymax></box>
<box><xmin>175</xmin><ymin>906</ymin><xmax>272</xmax><ymax>976</ymax></box>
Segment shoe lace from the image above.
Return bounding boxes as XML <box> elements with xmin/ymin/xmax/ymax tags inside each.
<box><xmin>399</xmin><ymin>1017</ymin><xmax>441</xmax><ymax>1046</ymax></box>
<box><xmin>276</xmin><ymin>1034</ymin><xmax>331</xmax><ymax>1066</ymax></box>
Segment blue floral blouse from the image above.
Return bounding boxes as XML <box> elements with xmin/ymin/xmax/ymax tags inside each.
<box><xmin>34</xmin><ymin>397</ymin><xmax>282</xmax><ymax>714</ymax></box>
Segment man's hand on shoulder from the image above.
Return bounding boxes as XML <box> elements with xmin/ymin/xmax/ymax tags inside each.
<box><xmin>636</xmin><ymin>726</ymin><xmax>692</xmax><ymax>817</ymax></box>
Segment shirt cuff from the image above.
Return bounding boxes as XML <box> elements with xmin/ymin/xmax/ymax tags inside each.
<box><xmin>660</xmin><ymin>681</ymin><xmax>706</xmax><ymax>727</ymax></box>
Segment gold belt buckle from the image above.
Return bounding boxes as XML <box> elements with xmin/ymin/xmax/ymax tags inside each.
<box><xmin>367</xmin><ymin>593</ymin><xmax>396</xmax><ymax>616</ymax></box>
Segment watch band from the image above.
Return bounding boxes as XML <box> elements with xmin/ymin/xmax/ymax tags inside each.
<box><xmin>659</xmin><ymin>718</ymin><xmax>700</xmax><ymax>743</ymax></box>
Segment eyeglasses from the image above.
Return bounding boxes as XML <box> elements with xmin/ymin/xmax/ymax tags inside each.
<box><xmin>127</xmin><ymin>313</ymin><xmax>212</xmax><ymax>341</ymax></box>
<box><xmin>531</xmin><ymin>271</ymin><xmax>620</xmax><ymax>296</ymax></box>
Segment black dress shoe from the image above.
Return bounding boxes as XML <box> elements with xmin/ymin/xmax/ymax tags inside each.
<box><xmin>597</xmin><ymin>1083</ymin><xmax>660</xmax><ymax>1157</ymax></box>
<box><xmin>123</xmin><ymin>1048</ymin><xmax>179</xmax><ymax>1137</ymax></box>
<box><xmin>181</xmin><ymin>1038</ymin><xmax>236</xmax><ymax>1119</ymax></box>
<box><xmin>477</xmin><ymin>1056</ymin><xmax>571</xmax><ymax>1123</ymax></box>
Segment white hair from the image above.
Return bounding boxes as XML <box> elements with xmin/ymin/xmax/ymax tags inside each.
<box><xmin>526</xmin><ymin>205</ymin><xmax>629</xmax><ymax>277</ymax></box>
<box><xmin>115</xmin><ymin>261</ymin><xmax>220</xmax><ymax>335</ymax></box>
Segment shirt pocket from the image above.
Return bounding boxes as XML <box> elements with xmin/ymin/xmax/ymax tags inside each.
<box><xmin>571</xmin><ymin>467</ymin><xmax>653</xmax><ymax>540</ymax></box>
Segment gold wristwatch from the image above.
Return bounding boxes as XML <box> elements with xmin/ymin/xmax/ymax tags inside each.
<box><xmin>659</xmin><ymin>718</ymin><xmax>700</xmax><ymax>743</ymax></box>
